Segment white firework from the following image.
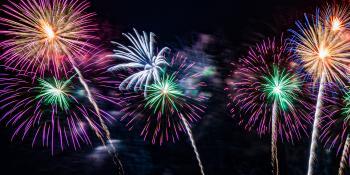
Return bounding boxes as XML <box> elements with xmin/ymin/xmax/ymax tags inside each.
<box><xmin>108</xmin><ymin>29</ymin><xmax>169</xmax><ymax>93</ymax></box>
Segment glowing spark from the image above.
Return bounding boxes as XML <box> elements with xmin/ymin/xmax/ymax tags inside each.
<box><xmin>332</xmin><ymin>18</ymin><xmax>342</xmax><ymax>31</ymax></box>
<box><xmin>145</xmin><ymin>74</ymin><xmax>183</xmax><ymax>114</ymax></box>
<box><xmin>36</xmin><ymin>78</ymin><xmax>72</xmax><ymax>110</ymax></box>
<box><xmin>262</xmin><ymin>67</ymin><xmax>300</xmax><ymax>110</ymax></box>
<box><xmin>318</xmin><ymin>47</ymin><xmax>329</xmax><ymax>60</ymax></box>
<box><xmin>42</xmin><ymin>22</ymin><xmax>56</xmax><ymax>41</ymax></box>
<box><xmin>321</xmin><ymin>4</ymin><xmax>350</xmax><ymax>32</ymax></box>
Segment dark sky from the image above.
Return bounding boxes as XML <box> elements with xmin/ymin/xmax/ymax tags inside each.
<box><xmin>0</xmin><ymin>0</ymin><xmax>340</xmax><ymax>175</ymax></box>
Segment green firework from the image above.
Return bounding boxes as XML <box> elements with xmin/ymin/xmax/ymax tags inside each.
<box><xmin>342</xmin><ymin>91</ymin><xmax>350</xmax><ymax>121</ymax></box>
<box><xmin>36</xmin><ymin>77</ymin><xmax>72</xmax><ymax>110</ymax></box>
<box><xmin>262</xmin><ymin>66</ymin><xmax>300</xmax><ymax>110</ymax></box>
<box><xmin>145</xmin><ymin>74</ymin><xmax>183</xmax><ymax>114</ymax></box>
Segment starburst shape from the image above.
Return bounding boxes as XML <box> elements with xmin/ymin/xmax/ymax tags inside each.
<box><xmin>36</xmin><ymin>77</ymin><xmax>72</xmax><ymax>110</ymax></box>
<box><xmin>145</xmin><ymin>74</ymin><xmax>183</xmax><ymax>114</ymax></box>
<box><xmin>0</xmin><ymin>0</ymin><xmax>98</xmax><ymax>77</ymax></box>
<box><xmin>262</xmin><ymin>67</ymin><xmax>301</xmax><ymax>110</ymax></box>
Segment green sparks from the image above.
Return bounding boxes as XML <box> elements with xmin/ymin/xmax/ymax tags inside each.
<box><xmin>342</xmin><ymin>91</ymin><xmax>350</xmax><ymax>121</ymax></box>
<box><xmin>36</xmin><ymin>77</ymin><xmax>72</xmax><ymax>110</ymax></box>
<box><xmin>145</xmin><ymin>74</ymin><xmax>183</xmax><ymax>114</ymax></box>
<box><xmin>262</xmin><ymin>66</ymin><xmax>300</xmax><ymax>110</ymax></box>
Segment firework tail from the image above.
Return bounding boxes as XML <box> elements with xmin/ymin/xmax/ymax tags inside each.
<box><xmin>338</xmin><ymin>134</ymin><xmax>350</xmax><ymax>175</ymax></box>
<box><xmin>307</xmin><ymin>72</ymin><xmax>326</xmax><ymax>175</ymax></box>
<box><xmin>271</xmin><ymin>100</ymin><xmax>279</xmax><ymax>175</ymax></box>
<box><xmin>180</xmin><ymin>116</ymin><xmax>205</xmax><ymax>175</ymax></box>
<box><xmin>72</xmin><ymin>65</ymin><xmax>124</xmax><ymax>175</ymax></box>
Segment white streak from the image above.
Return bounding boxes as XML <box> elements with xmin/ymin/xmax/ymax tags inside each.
<box><xmin>181</xmin><ymin>116</ymin><xmax>205</xmax><ymax>175</ymax></box>
<box><xmin>271</xmin><ymin>100</ymin><xmax>279</xmax><ymax>175</ymax></box>
<box><xmin>307</xmin><ymin>72</ymin><xmax>326</xmax><ymax>175</ymax></box>
<box><xmin>73</xmin><ymin>65</ymin><xmax>124</xmax><ymax>175</ymax></box>
<box><xmin>338</xmin><ymin>134</ymin><xmax>350</xmax><ymax>175</ymax></box>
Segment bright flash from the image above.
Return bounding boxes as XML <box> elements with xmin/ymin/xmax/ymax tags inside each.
<box><xmin>42</xmin><ymin>22</ymin><xmax>56</xmax><ymax>40</ymax></box>
<box><xmin>331</xmin><ymin>18</ymin><xmax>341</xmax><ymax>31</ymax></box>
<box><xmin>273</xmin><ymin>85</ymin><xmax>282</xmax><ymax>94</ymax></box>
<box><xmin>161</xmin><ymin>84</ymin><xmax>169</xmax><ymax>94</ymax></box>
<box><xmin>318</xmin><ymin>47</ymin><xmax>329</xmax><ymax>60</ymax></box>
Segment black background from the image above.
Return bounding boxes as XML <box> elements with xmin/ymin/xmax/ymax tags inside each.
<box><xmin>0</xmin><ymin>0</ymin><xmax>341</xmax><ymax>175</ymax></box>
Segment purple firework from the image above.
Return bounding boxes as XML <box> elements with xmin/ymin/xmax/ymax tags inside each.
<box><xmin>0</xmin><ymin>50</ymin><xmax>119</xmax><ymax>154</ymax></box>
<box><xmin>226</xmin><ymin>36</ymin><xmax>314</xmax><ymax>175</ymax></box>
<box><xmin>226</xmin><ymin>36</ymin><xmax>313</xmax><ymax>141</ymax></box>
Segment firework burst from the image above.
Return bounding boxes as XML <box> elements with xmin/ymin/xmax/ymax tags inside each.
<box><xmin>108</xmin><ymin>29</ymin><xmax>170</xmax><ymax>93</ymax></box>
<box><xmin>321</xmin><ymin>4</ymin><xmax>350</xmax><ymax>32</ymax></box>
<box><xmin>0</xmin><ymin>52</ymin><xmax>119</xmax><ymax>154</ymax></box>
<box><xmin>115</xmin><ymin>52</ymin><xmax>208</xmax><ymax>175</ymax></box>
<box><xmin>289</xmin><ymin>7</ymin><xmax>350</xmax><ymax>175</ymax></box>
<box><xmin>226</xmin><ymin>36</ymin><xmax>313</xmax><ymax>175</ymax></box>
<box><xmin>289</xmin><ymin>9</ymin><xmax>350</xmax><ymax>85</ymax></box>
<box><xmin>0</xmin><ymin>0</ymin><xmax>98</xmax><ymax>77</ymax></box>
<box><xmin>116</xmin><ymin>52</ymin><xmax>207</xmax><ymax>144</ymax></box>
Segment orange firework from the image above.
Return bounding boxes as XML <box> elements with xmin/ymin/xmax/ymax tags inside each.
<box><xmin>0</xmin><ymin>0</ymin><xmax>98</xmax><ymax>77</ymax></box>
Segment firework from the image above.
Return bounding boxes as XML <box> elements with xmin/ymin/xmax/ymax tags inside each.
<box><xmin>0</xmin><ymin>0</ymin><xmax>98</xmax><ymax>77</ymax></box>
<box><xmin>116</xmin><ymin>53</ymin><xmax>206</xmax><ymax>143</ymax></box>
<box><xmin>320</xmin><ymin>85</ymin><xmax>350</xmax><ymax>175</ymax></box>
<box><xmin>227</xmin><ymin>36</ymin><xmax>313</xmax><ymax>175</ymax></box>
<box><xmin>289</xmin><ymin>7</ymin><xmax>350</xmax><ymax>175</ymax></box>
<box><xmin>145</xmin><ymin>74</ymin><xmax>183</xmax><ymax>114</ymax></box>
<box><xmin>115</xmin><ymin>53</ymin><xmax>207</xmax><ymax>174</ymax></box>
<box><xmin>108</xmin><ymin>29</ymin><xmax>170</xmax><ymax>93</ymax></box>
<box><xmin>36</xmin><ymin>78</ymin><xmax>72</xmax><ymax>110</ymax></box>
<box><xmin>321</xmin><ymin>4</ymin><xmax>350</xmax><ymax>32</ymax></box>
<box><xmin>0</xmin><ymin>53</ymin><xmax>119</xmax><ymax>155</ymax></box>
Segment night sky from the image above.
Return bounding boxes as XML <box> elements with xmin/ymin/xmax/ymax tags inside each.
<box><xmin>0</xmin><ymin>0</ymin><xmax>341</xmax><ymax>175</ymax></box>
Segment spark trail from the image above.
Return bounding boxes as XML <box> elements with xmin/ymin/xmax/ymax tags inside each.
<box><xmin>271</xmin><ymin>100</ymin><xmax>279</xmax><ymax>175</ymax></box>
<box><xmin>72</xmin><ymin>65</ymin><xmax>124</xmax><ymax>175</ymax></box>
<box><xmin>181</xmin><ymin>116</ymin><xmax>205</xmax><ymax>175</ymax></box>
<box><xmin>307</xmin><ymin>72</ymin><xmax>326</xmax><ymax>175</ymax></box>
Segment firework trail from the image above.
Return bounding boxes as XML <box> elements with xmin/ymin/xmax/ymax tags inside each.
<box><xmin>72</xmin><ymin>52</ymin><xmax>124</xmax><ymax>174</ymax></box>
<box><xmin>115</xmin><ymin>53</ymin><xmax>208</xmax><ymax>174</ymax></box>
<box><xmin>181</xmin><ymin>116</ymin><xmax>205</xmax><ymax>175</ymax></box>
<box><xmin>290</xmin><ymin>6</ymin><xmax>350</xmax><ymax>174</ymax></box>
<box><xmin>0</xmin><ymin>0</ymin><xmax>124</xmax><ymax>173</ymax></box>
<box><xmin>226</xmin><ymin>36</ymin><xmax>313</xmax><ymax>175</ymax></box>
<box><xmin>108</xmin><ymin>29</ymin><xmax>170</xmax><ymax>95</ymax></box>
<box><xmin>73</xmin><ymin>64</ymin><xmax>124</xmax><ymax>174</ymax></box>
<box><xmin>271</xmin><ymin>100</ymin><xmax>279</xmax><ymax>175</ymax></box>
<box><xmin>307</xmin><ymin>72</ymin><xmax>325</xmax><ymax>175</ymax></box>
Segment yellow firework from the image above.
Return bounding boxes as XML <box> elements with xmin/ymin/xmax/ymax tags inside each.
<box><xmin>290</xmin><ymin>10</ymin><xmax>350</xmax><ymax>85</ymax></box>
<box><xmin>321</xmin><ymin>4</ymin><xmax>350</xmax><ymax>32</ymax></box>
<box><xmin>0</xmin><ymin>0</ymin><xmax>98</xmax><ymax>76</ymax></box>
